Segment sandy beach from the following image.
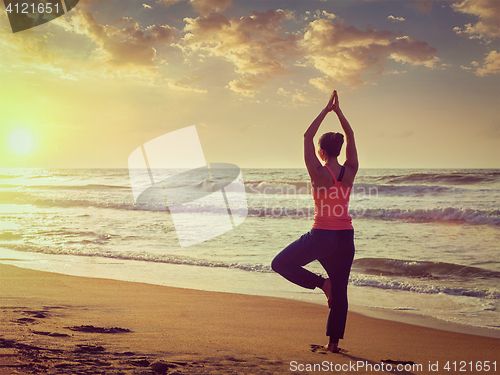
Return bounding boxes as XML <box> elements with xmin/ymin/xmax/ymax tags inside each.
<box><xmin>0</xmin><ymin>263</ymin><xmax>498</xmax><ymax>375</ymax></box>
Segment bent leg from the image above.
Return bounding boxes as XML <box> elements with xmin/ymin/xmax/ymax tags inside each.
<box><xmin>271</xmin><ymin>232</ymin><xmax>325</xmax><ymax>290</ymax></box>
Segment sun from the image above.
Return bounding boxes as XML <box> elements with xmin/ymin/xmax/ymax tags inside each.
<box><xmin>8</xmin><ymin>129</ymin><xmax>35</xmax><ymax>154</ymax></box>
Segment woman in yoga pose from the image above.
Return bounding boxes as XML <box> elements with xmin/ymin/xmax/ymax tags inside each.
<box><xmin>271</xmin><ymin>90</ymin><xmax>358</xmax><ymax>353</ymax></box>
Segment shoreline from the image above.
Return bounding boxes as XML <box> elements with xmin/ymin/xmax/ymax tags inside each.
<box><xmin>1</xmin><ymin>263</ymin><xmax>499</xmax><ymax>375</ymax></box>
<box><xmin>349</xmin><ymin>305</ymin><xmax>499</xmax><ymax>339</ymax></box>
<box><xmin>0</xmin><ymin>250</ymin><xmax>498</xmax><ymax>340</ymax></box>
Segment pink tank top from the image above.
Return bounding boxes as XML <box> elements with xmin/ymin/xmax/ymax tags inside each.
<box><xmin>312</xmin><ymin>165</ymin><xmax>353</xmax><ymax>230</ymax></box>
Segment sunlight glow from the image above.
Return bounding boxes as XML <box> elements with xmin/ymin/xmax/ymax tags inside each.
<box><xmin>8</xmin><ymin>129</ymin><xmax>35</xmax><ymax>154</ymax></box>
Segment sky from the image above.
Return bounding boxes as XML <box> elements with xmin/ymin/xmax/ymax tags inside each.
<box><xmin>0</xmin><ymin>0</ymin><xmax>499</xmax><ymax>168</ymax></box>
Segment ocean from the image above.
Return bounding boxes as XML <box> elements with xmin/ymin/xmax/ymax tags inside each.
<box><xmin>0</xmin><ymin>168</ymin><xmax>499</xmax><ymax>335</ymax></box>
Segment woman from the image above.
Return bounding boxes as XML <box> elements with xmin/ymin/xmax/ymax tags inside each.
<box><xmin>271</xmin><ymin>90</ymin><xmax>358</xmax><ymax>353</ymax></box>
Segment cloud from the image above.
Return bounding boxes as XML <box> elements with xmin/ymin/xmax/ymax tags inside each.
<box><xmin>277</xmin><ymin>87</ymin><xmax>319</xmax><ymax>105</ymax></box>
<box><xmin>301</xmin><ymin>19</ymin><xmax>439</xmax><ymax>90</ymax></box>
<box><xmin>78</xmin><ymin>0</ymin><xmax>106</xmax><ymax>8</ymax></box>
<box><xmin>157</xmin><ymin>0</ymin><xmax>181</xmax><ymax>5</ymax></box>
<box><xmin>182</xmin><ymin>11</ymin><xmax>439</xmax><ymax>94</ymax></box>
<box><xmin>460</xmin><ymin>50</ymin><xmax>499</xmax><ymax>75</ymax></box>
<box><xmin>0</xmin><ymin>9</ymin><xmax>59</xmax><ymax>69</ymax></box>
<box><xmin>1</xmin><ymin>2</ymin><xmax>440</xmax><ymax>95</ymax></box>
<box><xmin>1</xmin><ymin>8</ymin><xmax>179</xmax><ymax>82</ymax></box>
<box><xmin>389</xmin><ymin>36</ymin><xmax>440</xmax><ymax>68</ymax></box>
<box><xmin>452</xmin><ymin>0</ymin><xmax>500</xmax><ymax>40</ymax></box>
<box><xmin>56</xmin><ymin>11</ymin><xmax>178</xmax><ymax>70</ymax></box>
<box><xmin>316</xmin><ymin>10</ymin><xmax>336</xmax><ymax>20</ymax></box>
<box><xmin>158</xmin><ymin>0</ymin><xmax>231</xmax><ymax>16</ymax></box>
<box><xmin>182</xmin><ymin>10</ymin><xmax>300</xmax><ymax>95</ymax></box>
<box><xmin>191</xmin><ymin>0</ymin><xmax>231</xmax><ymax>16</ymax></box>
<box><xmin>474</xmin><ymin>50</ymin><xmax>500</xmax><ymax>76</ymax></box>
<box><xmin>388</xmin><ymin>15</ymin><xmax>406</xmax><ymax>22</ymax></box>
<box><xmin>182</xmin><ymin>13</ymin><xmax>231</xmax><ymax>43</ymax></box>
<box><xmin>166</xmin><ymin>76</ymin><xmax>208</xmax><ymax>93</ymax></box>
<box><xmin>115</xmin><ymin>17</ymin><xmax>135</xmax><ymax>25</ymax></box>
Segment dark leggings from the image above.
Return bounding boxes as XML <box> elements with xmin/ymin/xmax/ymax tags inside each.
<box><xmin>271</xmin><ymin>229</ymin><xmax>355</xmax><ymax>342</ymax></box>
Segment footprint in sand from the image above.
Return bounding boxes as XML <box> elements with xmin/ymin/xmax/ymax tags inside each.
<box><xmin>65</xmin><ymin>325</ymin><xmax>131</xmax><ymax>333</ymax></box>
<box><xmin>310</xmin><ymin>344</ymin><xmax>348</xmax><ymax>354</ymax></box>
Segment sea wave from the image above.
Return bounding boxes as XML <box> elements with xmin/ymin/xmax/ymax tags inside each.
<box><xmin>2</xmin><ymin>191</ymin><xmax>499</xmax><ymax>226</ymax></box>
<box><xmin>359</xmin><ymin>207</ymin><xmax>500</xmax><ymax>226</ymax></box>
<box><xmin>352</xmin><ymin>258</ymin><xmax>500</xmax><ymax>280</ymax></box>
<box><xmin>32</xmin><ymin>199</ymin><xmax>139</xmax><ymax>211</ymax></box>
<box><xmin>4</xmin><ymin>243</ymin><xmax>499</xmax><ymax>300</ymax></box>
<box><xmin>244</xmin><ymin>182</ymin><xmax>479</xmax><ymax>199</ymax></box>
<box><xmin>352</xmin><ymin>183</ymin><xmax>457</xmax><ymax>196</ymax></box>
<box><xmin>245</xmin><ymin>181</ymin><xmax>458</xmax><ymax>196</ymax></box>
<box><xmin>244</xmin><ymin>206</ymin><xmax>500</xmax><ymax>226</ymax></box>
<box><xmin>1</xmin><ymin>177</ymin><xmax>496</xmax><ymax>200</ymax></box>
<box><xmin>26</xmin><ymin>184</ymin><xmax>129</xmax><ymax>190</ymax></box>
<box><xmin>245</xmin><ymin>181</ymin><xmax>311</xmax><ymax>194</ymax></box>
<box><xmin>0</xmin><ymin>232</ymin><xmax>23</xmax><ymax>240</ymax></box>
<box><xmin>376</xmin><ymin>171</ymin><xmax>500</xmax><ymax>185</ymax></box>
<box><xmin>0</xmin><ymin>191</ymin><xmax>31</xmax><ymax>204</ymax></box>
<box><xmin>349</xmin><ymin>274</ymin><xmax>500</xmax><ymax>300</ymax></box>
<box><xmin>3</xmin><ymin>243</ymin><xmax>271</xmax><ymax>273</ymax></box>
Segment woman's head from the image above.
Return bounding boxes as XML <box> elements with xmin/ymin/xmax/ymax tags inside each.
<box><xmin>318</xmin><ymin>132</ymin><xmax>344</xmax><ymax>160</ymax></box>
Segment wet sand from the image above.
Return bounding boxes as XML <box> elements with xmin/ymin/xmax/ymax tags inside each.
<box><xmin>0</xmin><ymin>263</ymin><xmax>498</xmax><ymax>374</ymax></box>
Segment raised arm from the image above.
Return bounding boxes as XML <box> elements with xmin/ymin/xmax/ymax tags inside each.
<box><xmin>303</xmin><ymin>92</ymin><xmax>335</xmax><ymax>186</ymax></box>
<box><xmin>332</xmin><ymin>91</ymin><xmax>358</xmax><ymax>173</ymax></box>
<box><xmin>304</xmin><ymin>91</ymin><xmax>359</xmax><ymax>186</ymax></box>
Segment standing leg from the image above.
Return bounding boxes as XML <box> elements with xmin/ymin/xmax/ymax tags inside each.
<box><xmin>318</xmin><ymin>230</ymin><xmax>355</xmax><ymax>348</ymax></box>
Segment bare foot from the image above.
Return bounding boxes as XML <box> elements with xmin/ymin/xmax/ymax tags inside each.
<box><xmin>321</xmin><ymin>278</ymin><xmax>332</xmax><ymax>308</ymax></box>
<box><xmin>325</xmin><ymin>342</ymin><xmax>340</xmax><ymax>353</ymax></box>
